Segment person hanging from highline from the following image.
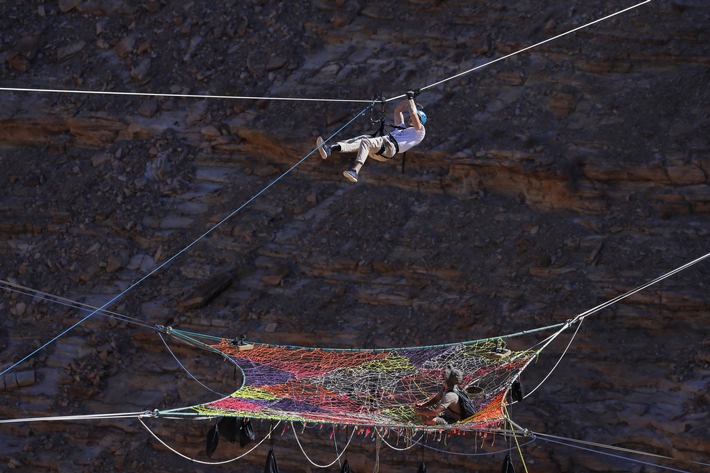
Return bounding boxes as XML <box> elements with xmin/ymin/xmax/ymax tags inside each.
<box><xmin>316</xmin><ymin>90</ymin><xmax>427</xmax><ymax>183</ymax></box>
<box><xmin>413</xmin><ymin>365</ymin><xmax>462</xmax><ymax>425</ymax></box>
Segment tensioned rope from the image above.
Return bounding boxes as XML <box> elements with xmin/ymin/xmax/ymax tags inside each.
<box><xmin>0</xmin><ymin>411</ymin><xmax>147</xmax><ymax>424</ymax></box>
<box><xmin>156</xmin><ymin>331</ymin><xmax>228</xmax><ymax>398</ymax></box>
<box><xmin>0</xmin><ymin>279</ymin><xmax>226</xmax><ymax>397</ymax></box>
<box><xmin>0</xmin><ymin>0</ymin><xmax>651</xmax><ymax>107</ymax></box>
<box><xmin>0</xmin><ymin>279</ymin><xmax>154</xmax><ymax>330</ymax></box>
<box><xmin>0</xmin><ymin>103</ymin><xmax>373</xmax><ymax>379</ymax></box>
<box><xmin>570</xmin><ymin>251</ymin><xmax>710</xmax><ymax>325</ymax></box>
<box><xmin>0</xmin><ymin>0</ymin><xmax>656</xmax><ymax>377</ymax></box>
<box><xmin>386</xmin><ymin>0</ymin><xmax>652</xmax><ymax>102</ymax></box>
<box><xmin>1</xmin><ymin>410</ymin><xmax>695</xmax><ymax>472</ymax></box>
<box><xmin>0</xmin><ymin>87</ymin><xmax>371</xmax><ymax>103</ymax></box>
<box><xmin>508</xmin><ymin>251</ymin><xmax>710</xmax><ymax>401</ymax></box>
<box><xmin>0</xmin><ymin>279</ymin><xmax>232</xmax><ymax>398</ymax></box>
<box><xmin>534</xmin><ymin>432</ymin><xmax>703</xmax><ymax>473</ymax></box>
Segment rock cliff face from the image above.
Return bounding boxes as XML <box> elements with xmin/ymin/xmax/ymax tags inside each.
<box><xmin>0</xmin><ymin>1</ymin><xmax>708</xmax><ymax>472</ymax></box>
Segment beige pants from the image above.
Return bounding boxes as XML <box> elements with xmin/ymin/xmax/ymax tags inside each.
<box><xmin>335</xmin><ymin>135</ymin><xmax>397</xmax><ymax>165</ymax></box>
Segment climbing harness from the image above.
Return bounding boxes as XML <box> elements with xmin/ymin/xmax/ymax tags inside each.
<box><xmin>368</xmin><ymin>93</ymin><xmax>407</xmax><ymax>172</ymax></box>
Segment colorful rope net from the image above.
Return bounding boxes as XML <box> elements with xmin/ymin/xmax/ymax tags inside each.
<box><xmin>176</xmin><ymin>334</ymin><xmax>537</xmax><ymax>432</ymax></box>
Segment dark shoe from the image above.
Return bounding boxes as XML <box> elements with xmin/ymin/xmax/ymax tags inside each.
<box><xmin>343</xmin><ymin>169</ymin><xmax>358</xmax><ymax>183</ymax></box>
<box><xmin>316</xmin><ymin>136</ymin><xmax>331</xmax><ymax>160</ymax></box>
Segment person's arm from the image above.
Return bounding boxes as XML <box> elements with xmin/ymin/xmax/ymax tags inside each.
<box><xmin>414</xmin><ymin>403</ymin><xmax>446</xmax><ymax>420</ymax></box>
<box><xmin>415</xmin><ymin>393</ymin><xmax>440</xmax><ymax>409</ymax></box>
<box><xmin>393</xmin><ymin>96</ymin><xmax>423</xmax><ymax>131</ymax></box>
<box><xmin>415</xmin><ymin>389</ymin><xmax>443</xmax><ymax>410</ymax></box>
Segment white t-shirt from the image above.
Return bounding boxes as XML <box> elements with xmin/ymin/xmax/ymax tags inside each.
<box><xmin>390</xmin><ymin>125</ymin><xmax>425</xmax><ymax>153</ymax></box>
<box><xmin>435</xmin><ymin>389</ymin><xmax>461</xmax><ymax>421</ymax></box>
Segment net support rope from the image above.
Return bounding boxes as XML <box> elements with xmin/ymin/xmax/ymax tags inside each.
<box><xmin>0</xmin><ymin>87</ymin><xmax>371</xmax><ymax>103</ymax></box>
<box><xmin>156</xmin><ymin>331</ymin><xmax>228</xmax><ymax>398</ymax></box>
<box><xmin>0</xmin><ymin>411</ymin><xmax>147</xmax><ymax>424</ymax></box>
<box><xmin>333</xmin><ymin>425</ymin><xmax>343</xmax><ymax>470</ymax></box>
<box><xmin>533</xmin><ymin>432</ymin><xmax>705</xmax><ymax>473</ymax></box>
<box><xmin>511</xmin><ymin>251</ymin><xmax>710</xmax><ymax>400</ymax></box>
<box><xmin>138</xmin><ymin>417</ymin><xmax>281</xmax><ymax>465</ymax></box>
<box><xmin>289</xmin><ymin>421</ymin><xmax>357</xmax><ymax>469</ymax></box>
<box><xmin>570</xmin><ymin>251</ymin><xmax>710</xmax><ymax>325</ymax></box>
<box><xmin>0</xmin><ymin>279</ymin><xmax>154</xmax><ymax>330</ymax></box>
<box><xmin>521</xmin><ymin>318</ymin><xmax>585</xmax><ymax>400</ymax></box>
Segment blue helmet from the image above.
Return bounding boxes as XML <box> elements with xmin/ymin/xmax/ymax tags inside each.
<box><xmin>417</xmin><ymin>109</ymin><xmax>427</xmax><ymax>125</ymax></box>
